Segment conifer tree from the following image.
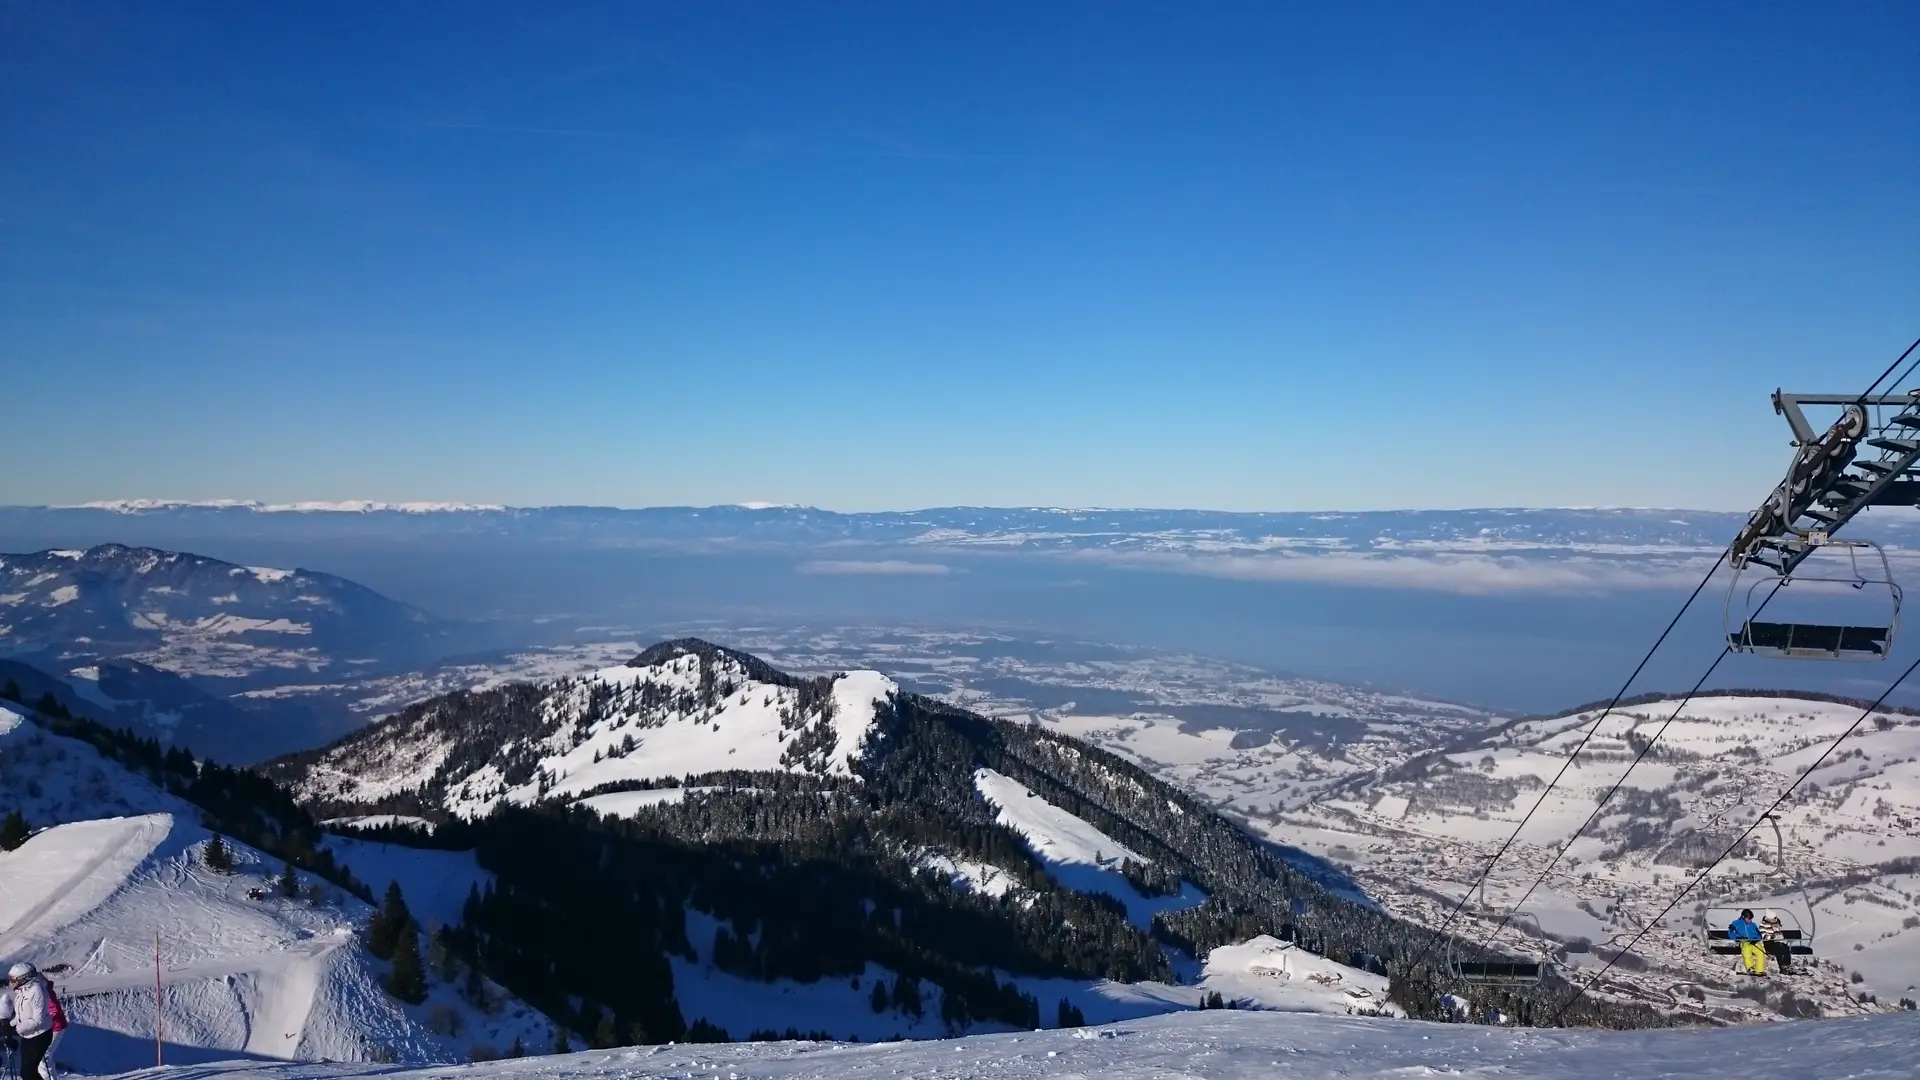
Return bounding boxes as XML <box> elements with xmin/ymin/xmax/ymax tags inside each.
<box><xmin>1056</xmin><ymin>998</ymin><xmax>1085</xmax><ymax>1028</ymax></box>
<box><xmin>278</xmin><ymin>861</ymin><xmax>299</xmax><ymax>896</ymax></box>
<box><xmin>463</xmin><ymin>960</ymin><xmax>487</xmax><ymax>1008</ymax></box>
<box><xmin>387</xmin><ymin>921</ymin><xmax>427</xmax><ymax>1004</ymax></box>
<box><xmin>869</xmin><ymin>979</ymin><xmax>889</xmax><ymax>1013</ymax></box>
<box><xmin>203</xmin><ymin>833</ymin><xmax>234</xmax><ymax>873</ymax></box>
<box><xmin>553</xmin><ymin>1029</ymin><xmax>571</xmax><ymax>1054</ymax></box>
<box><xmin>892</xmin><ymin>974</ymin><xmax>923</xmax><ymax>1017</ymax></box>
<box><xmin>1</xmin><ymin>678</ymin><xmax>20</xmax><ymax>702</ymax></box>
<box><xmin>0</xmin><ymin>809</ymin><xmax>29</xmax><ymax>852</ymax></box>
<box><xmin>507</xmin><ymin>1035</ymin><xmax>525</xmax><ymax>1058</ymax></box>
<box><xmin>428</xmin><ymin>923</ymin><xmax>460</xmax><ymax>982</ymax></box>
<box><xmin>368</xmin><ymin>881</ymin><xmax>412</xmax><ymax>960</ymax></box>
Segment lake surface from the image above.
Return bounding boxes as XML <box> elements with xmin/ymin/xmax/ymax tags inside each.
<box><xmin>18</xmin><ymin>530</ymin><xmax>1893</xmax><ymax>717</ymax></box>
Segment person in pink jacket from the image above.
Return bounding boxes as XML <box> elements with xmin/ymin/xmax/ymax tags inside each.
<box><xmin>0</xmin><ymin>962</ymin><xmax>66</xmax><ymax>1080</ymax></box>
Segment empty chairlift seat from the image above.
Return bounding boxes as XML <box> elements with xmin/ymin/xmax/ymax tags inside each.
<box><xmin>1451</xmin><ymin>960</ymin><xmax>1543</xmax><ymax>986</ymax></box>
<box><xmin>1731</xmin><ymin>621</ymin><xmax>1891</xmax><ymax>660</ymax></box>
<box><xmin>1724</xmin><ymin>539</ymin><xmax>1901</xmax><ymax>662</ymax></box>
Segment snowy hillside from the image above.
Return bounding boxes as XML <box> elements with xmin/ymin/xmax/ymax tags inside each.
<box><xmin>275</xmin><ymin>640</ymin><xmax>899</xmax><ymax>817</ymax></box>
<box><xmin>256</xmin><ymin>639</ymin><xmax>1489</xmax><ymax>1046</ymax></box>
<box><xmin>1254</xmin><ymin>693</ymin><xmax>1920</xmax><ymax>1018</ymax></box>
<box><xmin>74</xmin><ymin>1007</ymin><xmax>1920</xmax><ymax>1080</ymax></box>
<box><xmin>0</xmin><ymin>544</ymin><xmax>450</xmax><ymax>683</ymax></box>
<box><xmin>0</xmin><ymin>705</ymin><xmax>554</xmax><ymax>1070</ymax></box>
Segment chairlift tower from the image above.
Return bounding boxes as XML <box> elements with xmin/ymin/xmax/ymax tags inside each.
<box><xmin>1726</xmin><ymin>391</ymin><xmax>1920</xmax><ymax>660</ymax></box>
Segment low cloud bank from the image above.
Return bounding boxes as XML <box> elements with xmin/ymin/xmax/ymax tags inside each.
<box><xmin>799</xmin><ymin>560</ymin><xmax>953</xmax><ymax>577</ymax></box>
<box><xmin>1065</xmin><ymin>549</ymin><xmax>1721</xmax><ymax>595</ymax></box>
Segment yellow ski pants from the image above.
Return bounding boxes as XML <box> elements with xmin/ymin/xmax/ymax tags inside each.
<box><xmin>1740</xmin><ymin>940</ymin><xmax>1767</xmax><ymax>974</ymax></box>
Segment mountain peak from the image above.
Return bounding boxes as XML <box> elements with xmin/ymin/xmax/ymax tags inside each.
<box><xmin>278</xmin><ymin>640</ymin><xmax>899</xmax><ymax>817</ymax></box>
<box><xmin>626</xmin><ymin>637</ymin><xmax>796</xmax><ymax>687</ymax></box>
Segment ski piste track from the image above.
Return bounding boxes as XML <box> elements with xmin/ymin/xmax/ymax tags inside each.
<box><xmin>0</xmin><ymin>815</ymin><xmax>169</xmax><ymax>958</ymax></box>
<box><xmin>58</xmin><ymin>938</ymin><xmax>348</xmax><ymax>1057</ymax></box>
<box><xmin>0</xmin><ymin>814</ymin><xmax>345</xmax><ymax>1059</ymax></box>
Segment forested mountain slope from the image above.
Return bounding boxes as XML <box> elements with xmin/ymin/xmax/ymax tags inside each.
<box><xmin>268</xmin><ymin>640</ymin><xmax>1668</xmax><ymax>1037</ymax></box>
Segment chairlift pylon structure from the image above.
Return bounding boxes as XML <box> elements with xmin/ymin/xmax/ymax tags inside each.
<box><xmin>1726</xmin><ymin>389</ymin><xmax>1920</xmax><ymax>660</ymax></box>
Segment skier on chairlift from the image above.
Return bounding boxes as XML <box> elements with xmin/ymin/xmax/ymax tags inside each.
<box><xmin>1728</xmin><ymin>909</ymin><xmax>1766</xmax><ymax>976</ymax></box>
<box><xmin>1758</xmin><ymin>910</ymin><xmax>1792</xmax><ymax>973</ymax></box>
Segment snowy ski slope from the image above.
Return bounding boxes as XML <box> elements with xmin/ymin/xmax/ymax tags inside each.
<box><xmin>0</xmin><ymin>705</ymin><xmax>553</xmax><ymax>1070</ymax></box>
<box><xmin>85</xmin><ymin>1008</ymin><xmax>1920</xmax><ymax>1080</ymax></box>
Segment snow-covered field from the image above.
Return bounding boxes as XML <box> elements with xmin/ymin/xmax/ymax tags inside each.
<box><xmin>79</xmin><ymin>1008</ymin><xmax>1920</xmax><ymax>1080</ymax></box>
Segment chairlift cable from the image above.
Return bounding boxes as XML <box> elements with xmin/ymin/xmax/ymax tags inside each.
<box><xmin>1546</xmin><ymin>650</ymin><xmax>1920</xmax><ymax>1023</ymax></box>
<box><xmin>1413</xmin><ymin>334</ymin><xmax>1918</xmax><ymax>977</ymax></box>
<box><xmin>1472</xmin><ymin>643</ymin><xmax>1730</xmax><ymax>954</ymax></box>
<box><xmin>1857</xmin><ymin>335</ymin><xmax>1920</xmax><ymax>402</ymax></box>
<box><xmin>1473</xmin><ymin>576</ymin><xmax>1789</xmax><ymax>955</ymax></box>
<box><xmin>1404</xmin><ymin>551</ymin><xmax>1727</xmax><ymax>971</ymax></box>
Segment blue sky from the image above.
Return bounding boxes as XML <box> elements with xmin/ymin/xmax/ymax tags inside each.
<box><xmin>3</xmin><ymin>1</ymin><xmax>1914</xmax><ymax>511</ymax></box>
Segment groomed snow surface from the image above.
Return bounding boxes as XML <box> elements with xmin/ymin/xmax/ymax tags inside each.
<box><xmin>86</xmin><ymin>1010</ymin><xmax>1920</xmax><ymax>1080</ymax></box>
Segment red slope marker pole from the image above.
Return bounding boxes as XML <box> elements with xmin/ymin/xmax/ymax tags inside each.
<box><xmin>155</xmin><ymin>929</ymin><xmax>164</xmax><ymax>1066</ymax></box>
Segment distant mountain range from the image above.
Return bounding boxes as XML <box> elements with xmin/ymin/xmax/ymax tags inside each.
<box><xmin>4</xmin><ymin>499</ymin><xmax>1891</xmax><ymax>557</ymax></box>
<box><xmin>0</xmin><ymin>543</ymin><xmax>463</xmax><ymax>760</ymax></box>
<box><xmin>13</xmin><ymin>499</ymin><xmax>1920</xmax><ymax>554</ymax></box>
<box><xmin>0</xmin><ymin>543</ymin><xmax>452</xmax><ymax>675</ymax></box>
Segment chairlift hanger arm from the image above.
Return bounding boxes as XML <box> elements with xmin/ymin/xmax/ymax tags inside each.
<box><xmin>1774</xmin><ymin>391</ymin><xmax>1915</xmax><ymax>444</ymax></box>
<box><xmin>1735</xmin><ymin>390</ymin><xmax>1920</xmax><ymax>575</ymax></box>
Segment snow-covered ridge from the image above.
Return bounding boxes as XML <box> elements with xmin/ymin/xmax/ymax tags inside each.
<box><xmin>281</xmin><ymin>642</ymin><xmax>899</xmax><ymax>819</ymax></box>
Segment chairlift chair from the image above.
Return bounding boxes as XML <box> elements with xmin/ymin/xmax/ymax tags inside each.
<box><xmin>1724</xmin><ymin>536</ymin><xmax>1901</xmax><ymax>660</ymax></box>
<box><xmin>1450</xmin><ymin>959</ymin><xmax>1546</xmax><ymax>987</ymax></box>
<box><xmin>1446</xmin><ymin>912</ymin><xmax>1547</xmax><ymax>989</ymax></box>
<box><xmin>1702</xmin><ymin>812</ymin><xmax>1819</xmax><ymax>961</ymax></box>
<box><xmin>1701</xmin><ymin>905</ymin><xmax>1814</xmax><ymax>958</ymax></box>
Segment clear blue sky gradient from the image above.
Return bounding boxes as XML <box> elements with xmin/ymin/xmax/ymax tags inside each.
<box><xmin>3</xmin><ymin>1</ymin><xmax>1915</xmax><ymax>511</ymax></box>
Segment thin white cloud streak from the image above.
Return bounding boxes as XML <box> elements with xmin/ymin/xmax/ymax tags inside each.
<box><xmin>1059</xmin><ymin>549</ymin><xmax>1722</xmax><ymax>596</ymax></box>
<box><xmin>799</xmin><ymin>560</ymin><xmax>953</xmax><ymax>577</ymax></box>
